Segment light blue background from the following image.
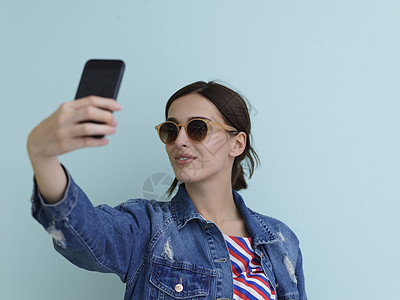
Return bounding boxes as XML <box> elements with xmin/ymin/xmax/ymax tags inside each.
<box><xmin>1</xmin><ymin>0</ymin><xmax>399</xmax><ymax>299</ymax></box>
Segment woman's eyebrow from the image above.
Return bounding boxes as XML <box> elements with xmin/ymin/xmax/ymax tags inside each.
<box><xmin>166</xmin><ymin>117</ymin><xmax>178</xmax><ymax>122</ymax></box>
<box><xmin>166</xmin><ymin>116</ymin><xmax>212</xmax><ymax>122</ymax></box>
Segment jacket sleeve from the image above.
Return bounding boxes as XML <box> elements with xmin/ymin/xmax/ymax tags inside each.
<box><xmin>295</xmin><ymin>247</ymin><xmax>307</xmax><ymax>300</ymax></box>
<box><xmin>30</xmin><ymin>167</ymin><xmax>151</xmax><ymax>283</ymax></box>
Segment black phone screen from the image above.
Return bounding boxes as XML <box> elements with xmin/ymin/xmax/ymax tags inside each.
<box><xmin>75</xmin><ymin>59</ymin><xmax>125</xmax><ymax>100</ymax></box>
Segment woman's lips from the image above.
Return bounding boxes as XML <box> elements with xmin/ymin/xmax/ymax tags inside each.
<box><xmin>174</xmin><ymin>154</ymin><xmax>197</xmax><ymax>165</ymax></box>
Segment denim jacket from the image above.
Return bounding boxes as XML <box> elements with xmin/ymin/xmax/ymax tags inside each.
<box><xmin>31</xmin><ymin>169</ymin><xmax>306</xmax><ymax>300</ymax></box>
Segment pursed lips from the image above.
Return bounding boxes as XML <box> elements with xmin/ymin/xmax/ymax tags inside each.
<box><xmin>174</xmin><ymin>153</ymin><xmax>197</xmax><ymax>165</ymax></box>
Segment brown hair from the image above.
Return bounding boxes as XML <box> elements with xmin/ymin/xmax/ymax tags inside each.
<box><xmin>165</xmin><ymin>81</ymin><xmax>260</xmax><ymax>196</ymax></box>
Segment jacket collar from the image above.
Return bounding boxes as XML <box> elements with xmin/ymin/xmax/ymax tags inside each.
<box><xmin>170</xmin><ymin>184</ymin><xmax>200</xmax><ymax>228</ymax></box>
<box><xmin>171</xmin><ymin>183</ymin><xmax>280</xmax><ymax>246</ymax></box>
<box><xmin>232</xmin><ymin>189</ymin><xmax>280</xmax><ymax>246</ymax></box>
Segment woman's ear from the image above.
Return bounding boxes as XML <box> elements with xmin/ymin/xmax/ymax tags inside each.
<box><xmin>230</xmin><ymin>132</ymin><xmax>246</xmax><ymax>158</ymax></box>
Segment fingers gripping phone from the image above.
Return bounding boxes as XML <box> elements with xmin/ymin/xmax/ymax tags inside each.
<box><xmin>75</xmin><ymin>59</ymin><xmax>125</xmax><ymax>137</ymax></box>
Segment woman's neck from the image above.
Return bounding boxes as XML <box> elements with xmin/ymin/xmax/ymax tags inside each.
<box><xmin>185</xmin><ymin>179</ymin><xmax>248</xmax><ymax>237</ymax></box>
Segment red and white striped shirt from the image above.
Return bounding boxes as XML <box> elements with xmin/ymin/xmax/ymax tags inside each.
<box><xmin>224</xmin><ymin>234</ymin><xmax>276</xmax><ymax>300</ymax></box>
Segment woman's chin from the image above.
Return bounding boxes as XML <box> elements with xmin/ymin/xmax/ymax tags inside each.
<box><xmin>173</xmin><ymin>169</ymin><xmax>198</xmax><ymax>184</ymax></box>
<box><xmin>174</xmin><ymin>175</ymin><xmax>193</xmax><ymax>184</ymax></box>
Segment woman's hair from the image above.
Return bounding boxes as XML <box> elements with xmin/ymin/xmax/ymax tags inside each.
<box><xmin>165</xmin><ymin>81</ymin><xmax>260</xmax><ymax>197</ymax></box>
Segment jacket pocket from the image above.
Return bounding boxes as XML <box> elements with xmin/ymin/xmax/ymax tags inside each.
<box><xmin>149</xmin><ymin>260</ymin><xmax>214</xmax><ymax>299</ymax></box>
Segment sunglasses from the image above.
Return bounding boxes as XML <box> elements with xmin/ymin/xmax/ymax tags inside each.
<box><xmin>155</xmin><ymin>118</ymin><xmax>237</xmax><ymax>144</ymax></box>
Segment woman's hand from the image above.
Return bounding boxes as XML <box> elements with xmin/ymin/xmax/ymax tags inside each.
<box><xmin>27</xmin><ymin>96</ymin><xmax>121</xmax><ymax>204</ymax></box>
<box><xmin>27</xmin><ymin>96</ymin><xmax>121</xmax><ymax>160</ymax></box>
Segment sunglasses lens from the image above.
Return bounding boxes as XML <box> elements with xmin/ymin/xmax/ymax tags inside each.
<box><xmin>159</xmin><ymin>122</ymin><xmax>178</xmax><ymax>144</ymax></box>
<box><xmin>187</xmin><ymin>119</ymin><xmax>208</xmax><ymax>142</ymax></box>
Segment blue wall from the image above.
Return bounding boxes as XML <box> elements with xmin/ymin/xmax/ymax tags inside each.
<box><xmin>1</xmin><ymin>0</ymin><xmax>399</xmax><ymax>299</ymax></box>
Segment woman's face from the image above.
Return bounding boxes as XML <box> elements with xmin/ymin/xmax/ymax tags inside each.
<box><xmin>165</xmin><ymin>93</ymin><xmax>236</xmax><ymax>186</ymax></box>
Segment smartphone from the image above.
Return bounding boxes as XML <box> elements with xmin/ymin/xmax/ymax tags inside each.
<box><xmin>75</xmin><ymin>59</ymin><xmax>125</xmax><ymax>137</ymax></box>
<box><xmin>75</xmin><ymin>59</ymin><xmax>125</xmax><ymax>100</ymax></box>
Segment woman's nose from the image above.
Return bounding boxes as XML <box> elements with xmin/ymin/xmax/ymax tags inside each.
<box><xmin>174</xmin><ymin>126</ymin><xmax>189</xmax><ymax>147</ymax></box>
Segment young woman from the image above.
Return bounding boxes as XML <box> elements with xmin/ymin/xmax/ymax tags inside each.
<box><xmin>28</xmin><ymin>81</ymin><xmax>306</xmax><ymax>300</ymax></box>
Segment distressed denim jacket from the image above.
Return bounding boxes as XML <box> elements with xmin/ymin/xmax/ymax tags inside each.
<box><xmin>31</xmin><ymin>169</ymin><xmax>306</xmax><ymax>300</ymax></box>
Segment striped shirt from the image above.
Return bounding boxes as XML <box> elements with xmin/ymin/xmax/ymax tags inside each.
<box><xmin>224</xmin><ymin>234</ymin><xmax>276</xmax><ymax>300</ymax></box>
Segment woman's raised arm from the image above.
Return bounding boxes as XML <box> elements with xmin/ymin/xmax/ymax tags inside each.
<box><xmin>27</xmin><ymin>96</ymin><xmax>121</xmax><ymax>204</ymax></box>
